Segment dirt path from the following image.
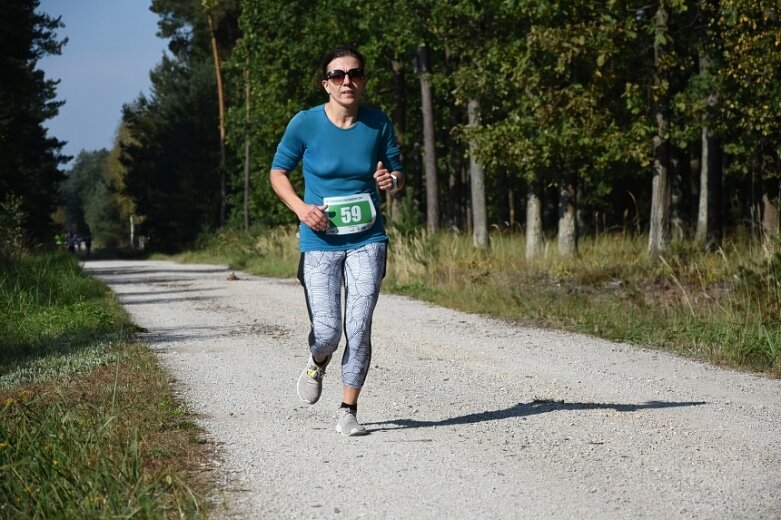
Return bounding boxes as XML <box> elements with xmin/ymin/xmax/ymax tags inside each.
<box><xmin>84</xmin><ymin>259</ymin><xmax>781</xmax><ymax>519</ymax></box>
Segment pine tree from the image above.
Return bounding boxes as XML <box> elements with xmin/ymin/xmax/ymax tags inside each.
<box><xmin>0</xmin><ymin>0</ymin><xmax>68</xmax><ymax>245</ymax></box>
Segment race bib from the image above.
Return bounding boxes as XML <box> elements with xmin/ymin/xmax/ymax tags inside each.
<box><xmin>323</xmin><ymin>193</ymin><xmax>376</xmax><ymax>235</ymax></box>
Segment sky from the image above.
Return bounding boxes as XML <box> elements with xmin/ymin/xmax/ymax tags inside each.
<box><xmin>38</xmin><ymin>1</ymin><xmax>169</xmax><ymax>168</ymax></box>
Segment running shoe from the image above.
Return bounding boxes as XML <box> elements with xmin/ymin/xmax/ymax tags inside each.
<box><xmin>336</xmin><ymin>407</ymin><xmax>368</xmax><ymax>436</ymax></box>
<box><xmin>296</xmin><ymin>355</ymin><xmax>330</xmax><ymax>404</ymax></box>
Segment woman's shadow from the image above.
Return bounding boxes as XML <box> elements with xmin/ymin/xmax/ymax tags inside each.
<box><xmin>364</xmin><ymin>399</ymin><xmax>707</xmax><ymax>431</ymax></box>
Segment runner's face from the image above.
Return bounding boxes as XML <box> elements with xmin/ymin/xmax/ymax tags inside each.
<box><xmin>323</xmin><ymin>55</ymin><xmax>365</xmax><ymax>107</ymax></box>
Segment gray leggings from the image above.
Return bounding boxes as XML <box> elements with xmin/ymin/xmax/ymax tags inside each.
<box><xmin>297</xmin><ymin>241</ymin><xmax>387</xmax><ymax>388</ymax></box>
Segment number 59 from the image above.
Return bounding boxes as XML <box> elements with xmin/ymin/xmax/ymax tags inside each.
<box><xmin>340</xmin><ymin>205</ymin><xmax>362</xmax><ymax>223</ymax></box>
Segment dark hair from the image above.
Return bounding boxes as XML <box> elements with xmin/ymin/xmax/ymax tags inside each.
<box><xmin>321</xmin><ymin>45</ymin><xmax>365</xmax><ymax>79</ymax></box>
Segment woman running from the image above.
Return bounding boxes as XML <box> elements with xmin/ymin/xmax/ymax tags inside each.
<box><xmin>270</xmin><ymin>45</ymin><xmax>405</xmax><ymax>436</ymax></box>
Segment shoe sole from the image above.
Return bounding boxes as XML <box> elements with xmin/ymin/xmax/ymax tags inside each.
<box><xmin>336</xmin><ymin>424</ymin><xmax>369</xmax><ymax>436</ymax></box>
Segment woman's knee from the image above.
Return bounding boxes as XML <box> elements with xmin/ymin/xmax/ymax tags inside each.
<box><xmin>311</xmin><ymin>315</ymin><xmax>342</xmax><ymax>350</ymax></box>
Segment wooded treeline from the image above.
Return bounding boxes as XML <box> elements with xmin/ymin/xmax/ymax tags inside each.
<box><xmin>1</xmin><ymin>0</ymin><xmax>67</xmax><ymax>254</ymax></box>
<box><xmin>7</xmin><ymin>1</ymin><xmax>781</xmax><ymax>257</ymax></box>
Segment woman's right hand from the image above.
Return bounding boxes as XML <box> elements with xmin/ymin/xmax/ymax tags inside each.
<box><xmin>299</xmin><ymin>204</ymin><xmax>329</xmax><ymax>232</ymax></box>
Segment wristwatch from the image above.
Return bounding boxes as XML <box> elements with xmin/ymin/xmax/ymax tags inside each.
<box><xmin>390</xmin><ymin>173</ymin><xmax>398</xmax><ymax>192</ymax></box>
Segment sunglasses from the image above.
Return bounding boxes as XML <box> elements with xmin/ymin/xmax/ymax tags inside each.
<box><xmin>326</xmin><ymin>68</ymin><xmax>366</xmax><ymax>86</ymax></box>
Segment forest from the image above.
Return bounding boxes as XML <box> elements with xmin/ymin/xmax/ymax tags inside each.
<box><xmin>3</xmin><ymin>0</ymin><xmax>781</xmax><ymax>257</ymax></box>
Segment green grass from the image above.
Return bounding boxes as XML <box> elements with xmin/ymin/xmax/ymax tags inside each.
<box><xmin>0</xmin><ymin>253</ymin><xmax>213</xmax><ymax>518</ymax></box>
<box><xmin>0</xmin><ymin>254</ymin><xmax>129</xmax><ymax>384</ymax></box>
<box><xmin>175</xmin><ymin>226</ymin><xmax>780</xmax><ymax>377</ymax></box>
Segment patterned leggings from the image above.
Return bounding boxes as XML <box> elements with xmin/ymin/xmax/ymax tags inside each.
<box><xmin>297</xmin><ymin>241</ymin><xmax>387</xmax><ymax>388</ymax></box>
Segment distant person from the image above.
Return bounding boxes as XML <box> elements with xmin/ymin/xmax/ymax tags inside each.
<box><xmin>83</xmin><ymin>233</ymin><xmax>92</xmax><ymax>256</ymax></box>
<box><xmin>66</xmin><ymin>232</ymin><xmax>77</xmax><ymax>254</ymax></box>
<box><xmin>270</xmin><ymin>45</ymin><xmax>405</xmax><ymax>436</ymax></box>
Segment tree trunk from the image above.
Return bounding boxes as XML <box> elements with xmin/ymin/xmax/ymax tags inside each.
<box><xmin>130</xmin><ymin>215</ymin><xmax>135</xmax><ymax>249</ymax></box>
<box><xmin>557</xmin><ymin>171</ymin><xmax>577</xmax><ymax>256</ymax></box>
<box><xmin>388</xmin><ymin>60</ymin><xmax>406</xmax><ymax>222</ymax></box>
<box><xmin>468</xmin><ymin>99</ymin><xmax>489</xmax><ymax>249</ymax></box>
<box><xmin>207</xmin><ymin>13</ymin><xmax>227</xmax><ymax>226</ymax></box>
<box><xmin>695</xmin><ymin>127</ymin><xmax>723</xmax><ymax>250</ymax></box>
<box><xmin>496</xmin><ymin>169</ymin><xmax>510</xmax><ymax>228</ymax></box>
<box><xmin>420</xmin><ymin>72</ymin><xmax>438</xmax><ymax>233</ymax></box>
<box><xmin>671</xmin><ymin>152</ymin><xmax>684</xmax><ymax>240</ymax></box>
<box><xmin>695</xmin><ymin>129</ymin><xmax>708</xmax><ymax>244</ymax></box>
<box><xmin>446</xmin><ymin>162</ymin><xmax>460</xmax><ymax>231</ymax></box>
<box><xmin>525</xmin><ymin>181</ymin><xmax>543</xmax><ymax>259</ymax></box>
<box><xmin>443</xmin><ymin>48</ymin><xmax>460</xmax><ymax>231</ymax></box>
<box><xmin>648</xmin><ymin>6</ymin><xmax>671</xmax><ymax>259</ymax></box>
<box><xmin>508</xmin><ymin>183</ymin><xmax>516</xmax><ymax>229</ymax></box>
<box><xmin>649</xmin><ymin>142</ymin><xmax>671</xmax><ymax>258</ymax></box>
<box><xmin>243</xmin><ymin>65</ymin><xmax>250</xmax><ymax>231</ymax></box>
<box><xmin>417</xmin><ymin>44</ymin><xmax>438</xmax><ymax>233</ymax></box>
<box><xmin>576</xmin><ymin>183</ymin><xmax>588</xmax><ymax>236</ymax></box>
<box><xmin>695</xmin><ymin>42</ymin><xmax>723</xmax><ymax>251</ymax></box>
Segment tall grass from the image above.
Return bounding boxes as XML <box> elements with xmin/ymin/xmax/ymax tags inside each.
<box><xmin>182</xmin><ymin>226</ymin><xmax>780</xmax><ymax>376</ymax></box>
<box><xmin>0</xmin><ymin>253</ymin><xmax>212</xmax><ymax>518</ymax></box>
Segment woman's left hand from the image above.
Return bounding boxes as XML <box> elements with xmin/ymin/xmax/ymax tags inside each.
<box><xmin>374</xmin><ymin>161</ymin><xmax>398</xmax><ymax>192</ymax></box>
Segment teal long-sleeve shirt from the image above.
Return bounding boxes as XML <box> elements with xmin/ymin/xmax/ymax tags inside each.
<box><xmin>272</xmin><ymin>104</ymin><xmax>404</xmax><ymax>252</ymax></box>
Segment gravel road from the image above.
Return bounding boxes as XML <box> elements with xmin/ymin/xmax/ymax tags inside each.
<box><xmin>83</xmin><ymin>259</ymin><xmax>781</xmax><ymax>520</ymax></box>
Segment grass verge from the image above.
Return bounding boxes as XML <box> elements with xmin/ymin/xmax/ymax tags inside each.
<box><xmin>172</xmin><ymin>226</ymin><xmax>780</xmax><ymax>377</ymax></box>
<box><xmin>0</xmin><ymin>253</ymin><xmax>214</xmax><ymax>518</ymax></box>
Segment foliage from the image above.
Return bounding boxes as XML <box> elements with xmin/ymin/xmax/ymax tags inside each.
<box><xmin>718</xmin><ymin>1</ymin><xmax>781</xmax><ymax>181</ymax></box>
<box><xmin>107</xmin><ymin>0</ymin><xmax>781</xmax><ymax>254</ymax></box>
<box><xmin>152</xmin><ymin>0</ymin><xmax>240</xmax><ymax>62</ymax></box>
<box><xmin>60</xmin><ymin>149</ymin><xmax>132</xmax><ymax>249</ymax></box>
<box><xmin>121</xmin><ymin>57</ymin><xmax>223</xmax><ymax>252</ymax></box>
<box><xmin>0</xmin><ymin>0</ymin><xmax>68</xmax><ymax>245</ymax></box>
<box><xmin>454</xmin><ymin>2</ymin><xmax>648</xmax><ymax>199</ymax></box>
<box><xmin>60</xmin><ymin>150</ymin><xmax>107</xmax><ymax>233</ymax></box>
<box><xmin>113</xmin><ymin>0</ymin><xmax>241</xmax><ymax>252</ymax></box>
<box><xmin>228</xmin><ymin>0</ymin><xmax>363</xmax><ymax>229</ymax></box>
<box><xmin>3</xmin><ymin>1</ymin><xmax>780</xmax><ymax>254</ymax></box>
